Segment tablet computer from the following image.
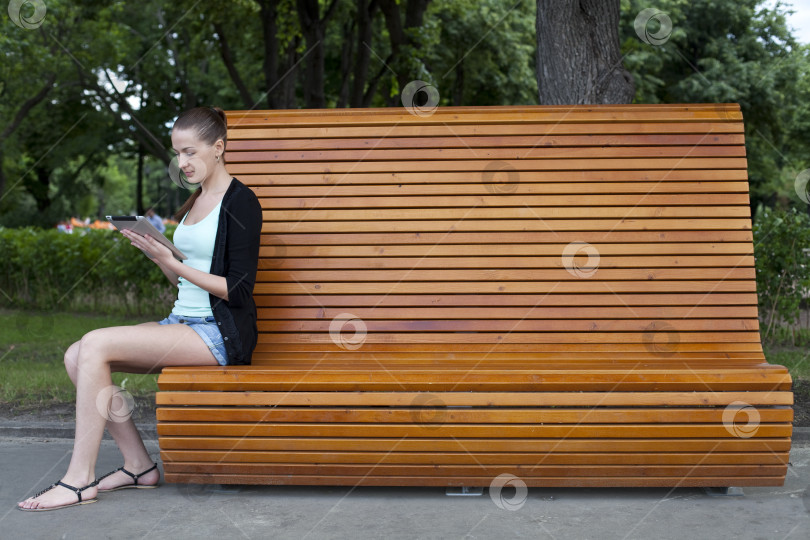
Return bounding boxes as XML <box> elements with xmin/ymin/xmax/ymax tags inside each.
<box><xmin>106</xmin><ymin>215</ymin><xmax>188</xmax><ymax>261</ymax></box>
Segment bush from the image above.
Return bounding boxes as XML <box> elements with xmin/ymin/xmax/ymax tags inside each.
<box><xmin>0</xmin><ymin>225</ymin><xmax>176</xmax><ymax>316</ymax></box>
<box><xmin>753</xmin><ymin>205</ymin><xmax>810</xmax><ymax>341</ymax></box>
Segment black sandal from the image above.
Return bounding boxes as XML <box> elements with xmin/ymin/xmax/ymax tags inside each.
<box><xmin>18</xmin><ymin>479</ymin><xmax>99</xmax><ymax>512</ymax></box>
<box><xmin>95</xmin><ymin>463</ymin><xmax>160</xmax><ymax>492</ymax></box>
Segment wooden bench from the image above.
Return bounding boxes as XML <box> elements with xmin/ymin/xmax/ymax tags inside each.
<box><xmin>156</xmin><ymin>104</ymin><xmax>793</xmax><ymax>488</ymax></box>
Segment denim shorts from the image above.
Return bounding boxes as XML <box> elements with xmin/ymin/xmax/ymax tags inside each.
<box><xmin>158</xmin><ymin>313</ymin><xmax>228</xmax><ymax>366</ymax></box>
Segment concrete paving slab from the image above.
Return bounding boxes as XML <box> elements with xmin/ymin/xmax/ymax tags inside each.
<box><xmin>1</xmin><ymin>437</ymin><xmax>808</xmax><ymax>540</ymax></box>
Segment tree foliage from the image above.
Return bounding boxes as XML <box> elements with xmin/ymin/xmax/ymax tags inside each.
<box><xmin>0</xmin><ymin>0</ymin><xmax>807</xmax><ymax>228</ymax></box>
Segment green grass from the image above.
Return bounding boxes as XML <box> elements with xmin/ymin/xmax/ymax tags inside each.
<box><xmin>0</xmin><ymin>308</ymin><xmax>163</xmax><ymax>406</ymax></box>
<box><xmin>764</xmin><ymin>346</ymin><xmax>810</xmax><ymax>379</ymax></box>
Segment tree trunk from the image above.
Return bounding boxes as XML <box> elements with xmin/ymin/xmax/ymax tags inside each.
<box><xmin>535</xmin><ymin>0</ymin><xmax>634</xmax><ymax>104</ymax></box>
<box><xmin>297</xmin><ymin>0</ymin><xmax>339</xmax><ymax>109</ymax></box>
<box><xmin>281</xmin><ymin>36</ymin><xmax>302</xmax><ymax>109</ymax></box>
<box><xmin>350</xmin><ymin>0</ymin><xmax>379</xmax><ymax>107</ymax></box>
<box><xmin>452</xmin><ymin>56</ymin><xmax>464</xmax><ymax>105</ymax></box>
<box><xmin>378</xmin><ymin>0</ymin><xmax>432</xmax><ymax>99</ymax></box>
<box><xmin>337</xmin><ymin>19</ymin><xmax>355</xmax><ymax>108</ymax></box>
<box><xmin>213</xmin><ymin>22</ymin><xmax>254</xmax><ymax>108</ymax></box>
<box><xmin>259</xmin><ymin>0</ymin><xmax>282</xmax><ymax>109</ymax></box>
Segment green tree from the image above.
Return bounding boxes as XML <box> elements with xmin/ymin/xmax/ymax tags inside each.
<box><xmin>619</xmin><ymin>0</ymin><xmax>808</xmax><ymax>210</ymax></box>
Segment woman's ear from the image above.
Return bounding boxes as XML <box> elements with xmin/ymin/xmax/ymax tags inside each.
<box><xmin>214</xmin><ymin>138</ymin><xmax>225</xmax><ymax>159</ymax></box>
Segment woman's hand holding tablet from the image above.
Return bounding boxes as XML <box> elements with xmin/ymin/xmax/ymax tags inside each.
<box><xmin>106</xmin><ymin>215</ymin><xmax>188</xmax><ymax>262</ymax></box>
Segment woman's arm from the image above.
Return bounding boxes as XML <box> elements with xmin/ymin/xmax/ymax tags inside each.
<box><xmin>156</xmin><ymin>259</ymin><xmax>180</xmax><ymax>288</ymax></box>
<box><xmin>120</xmin><ymin>228</ymin><xmax>229</xmax><ymax>300</ymax></box>
<box><xmin>163</xmin><ymin>256</ymin><xmax>229</xmax><ymax>301</ymax></box>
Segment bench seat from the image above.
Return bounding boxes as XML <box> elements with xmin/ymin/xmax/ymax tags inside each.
<box><xmin>158</xmin><ymin>355</ymin><xmax>792</xmax><ymax>487</ymax></box>
<box><xmin>157</xmin><ymin>104</ymin><xmax>793</xmax><ymax>488</ymax></box>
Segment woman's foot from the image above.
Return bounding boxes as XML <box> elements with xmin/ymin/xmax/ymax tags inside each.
<box><xmin>95</xmin><ymin>462</ymin><xmax>160</xmax><ymax>492</ymax></box>
<box><xmin>18</xmin><ymin>475</ymin><xmax>99</xmax><ymax>511</ymax></box>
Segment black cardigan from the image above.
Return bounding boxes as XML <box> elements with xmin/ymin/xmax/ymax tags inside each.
<box><xmin>206</xmin><ymin>177</ymin><xmax>262</xmax><ymax>365</ymax></box>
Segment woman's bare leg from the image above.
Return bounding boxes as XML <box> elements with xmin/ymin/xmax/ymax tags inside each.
<box><xmin>18</xmin><ymin>323</ymin><xmax>217</xmax><ymax>510</ymax></box>
<box><xmin>61</xmin><ymin>321</ymin><xmax>165</xmax><ymax>490</ymax></box>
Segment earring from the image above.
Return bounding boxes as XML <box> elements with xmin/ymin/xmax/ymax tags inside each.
<box><xmin>216</xmin><ymin>155</ymin><xmax>220</xmax><ymax>162</ymax></box>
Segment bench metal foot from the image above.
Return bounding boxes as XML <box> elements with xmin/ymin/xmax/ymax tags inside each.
<box><xmin>446</xmin><ymin>486</ymin><xmax>484</xmax><ymax>496</ymax></box>
<box><xmin>702</xmin><ymin>486</ymin><xmax>744</xmax><ymax>497</ymax></box>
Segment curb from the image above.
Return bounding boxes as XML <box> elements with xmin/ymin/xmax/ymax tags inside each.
<box><xmin>793</xmin><ymin>427</ymin><xmax>810</xmax><ymax>443</ymax></box>
<box><xmin>0</xmin><ymin>421</ymin><xmax>157</xmax><ymax>441</ymax></box>
<box><xmin>1</xmin><ymin>423</ymin><xmax>808</xmax><ymax>445</ymax></box>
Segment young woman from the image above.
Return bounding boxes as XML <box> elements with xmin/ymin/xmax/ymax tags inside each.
<box><xmin>18</xmin><ymin>106</ymin><xmax>263</xmax><ymax>511</ymax></box>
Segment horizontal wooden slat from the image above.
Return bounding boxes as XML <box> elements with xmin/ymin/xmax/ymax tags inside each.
<box><xmin>160</xmin><ymin>450</ymin><xmax>790</xmax><ymax>466</ymax></box>
<box><xmin>227</xmin><ymin>146</ymin><xmax>746</xmax><ymax>164</ymax></box>
<box><xmin>242</xmin><ymin>170</ymin><xmax>751</xmax><ymax>184</ymax></box>
<box><xmin>263</xmin><ymin>207</ymin><xmax>751</xmax><ymax>220</ymax></box>
<box><xmin>163</xmin><ymin>463</ymin><xmax>786</xmax><ymax>478</ymax></box>
<box><xmin>254</xmin><ymin>183</ymin><xmax>752</xmax><ymax>198</ymax></box>
<box><xmin>225</xmin><ymin>106</ymin><xmax>743</xmax><ymax>125</ymax></box>
<box><xmin>156</xmin><ymin>407</ymin><xmax>793</xmax><ymax>424</ymax></box>
<box><xmin>257</xmin><ymin>282</ymin><xmax>758</xmax><ymax>294</ymax></box>
<box><xmin>261</xmin><ymin>194</ymin><xmax>751</xmax><ymax>209</ymax></box>
<box><xmin>161</xmin><ymin>473</ymin><xmax>786</xmax><ymax>487</ymax></box>
<box><xmin>259</xmin><ymin>268</ymin><xmax>755</xmax><ymax>281</ymax></box>
<box><xmin>157</xmin><ymin>436</ymin><xmax>790</xmax><ymax>453</ymax></box>
<box><xmin>229</xmin><ymin>158</ymin><xmax>748</xmax><ymax>175</ymax></box>
<box><xmin>259</xmin><ymin>332</ymin><xmax>765</xmax><ymax>345</ymax></box>
<box><xmin>265</xmin><ymin>219</ymin><xmax>752</xmax><ymax>233</ymax></box>
<box><xmin>258</xmin><ymin>230</ymin><xmax>755</xmax><ymax>244</ymax></box>
<box><xmin>251</xmin><ymin>342</ymin><xmax>767</xmax><ymax>354</ymax></box>
<box><xmin>259</xmin><ymin>319</ymin><xmax>760</xmax><ymax>333</ymax></box>
<box><xmin>255</xmin><ymin>293</ymin><xmax>760</xmax><ymax>307</ymax></box>
<box><xmin>258</xmin><ymin>306</ymin><xmax>759</xmax><ymax>319</ymax></box>
<box><xmin>155</xmin><ymin>391</ymin><xmax>792</xmax><ymax>407</ymax></box>
<box><xmin>228</xmin><ymin>120</ymin><xmax>744</xmax><ymax>141</ymax></box>
<box><xmin>156</xmin><ymin>368</ymin><xmax>788</xmax><ymax>391</ymax></box>
<box><xmin>229</xmin><ymin>134</ymin><xmax>746</xmax><ymax>152</ymax></box>
<box><xmin>259</xmin><ymin>247</ymin><xmax>755</xmax><ymax>260</ymax></box>
<box><xmin>258</xmin><ymin>257</ymin><xmax>757</xmax><ymax>271</ymax></box>
<box><xmin>168</xmin><ymin>355</ymin><xmax>776</xmax><ymax>365</ymax></box>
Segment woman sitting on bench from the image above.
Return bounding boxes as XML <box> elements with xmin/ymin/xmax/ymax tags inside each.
<box><xmin>17</xmin><ymin>106</ymin><xmax>263</xmax><ymax>511</ymax></box>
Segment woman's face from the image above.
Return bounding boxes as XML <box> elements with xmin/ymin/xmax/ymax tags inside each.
<box><xmin>171</xmin><ymin>128</ymin><xmax>220</xmax><ymax>185</ymax></box>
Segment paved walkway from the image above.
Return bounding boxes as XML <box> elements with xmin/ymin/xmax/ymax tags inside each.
<box><xmin>1</xmin><ymin>435</ymin><xmax>808</xmax><ymax>540</ymax></box>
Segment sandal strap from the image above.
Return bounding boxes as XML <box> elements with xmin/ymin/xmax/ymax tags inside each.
<box><xmin>55</xmin><ymin>480</ymin><xmax>97</xmax><ymax>503</ymax></box>
<box><xmin>119</xmin><ymin>463</ymin><xmax>158</xmax><ymax>485</ymax></box>
<box><xmin>32</xmin><ymin>479</ymin><xmax>97</xmax><ymax>503</ymax></box>
<box><xmin>94</xmin><ymin>466</ymin><xmax>124</xmax><ymax>483</ymax></box>
<box><xmin>31</xmin><ymin>482</ymin><xmax>59</xmax><ymax>500</ymax></box>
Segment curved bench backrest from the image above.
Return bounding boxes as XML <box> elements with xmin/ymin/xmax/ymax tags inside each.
<box><xmin>224</xmin><ymin>104</ymin><xmax>761</xmax><ymax>363</ymax></box>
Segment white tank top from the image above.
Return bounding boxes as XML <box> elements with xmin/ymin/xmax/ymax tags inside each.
<box><xmin>171</xmin><ymin>199</ymin><xmax>222</xmax><ymax>316</ymax></box>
